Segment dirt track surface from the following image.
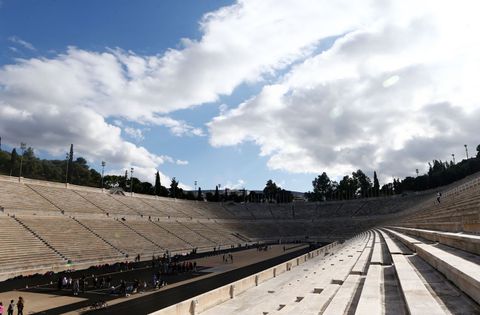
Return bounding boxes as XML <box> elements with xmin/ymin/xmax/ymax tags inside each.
<box><xmin>0</xmin><ymin>243</ymin><xmax>317</xmax><ymax>314</ymax></box>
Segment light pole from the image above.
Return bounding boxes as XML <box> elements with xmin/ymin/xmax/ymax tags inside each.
<box><xmin>101</xmin><ymin>161</ymin><xmax>106</xmax><ymax>189</ymax></box>
<box><xmin>452</xmin><ymin>154</ymin><xmax>455</xmax><ymax>164</ymax></box>
<box><xmin>415</xmin><ymin>169</ymin><xmax>419</xmax><ymax>177</ymax></box>
<box><xmin>130</xmin><ymin>167</ymin><xmax>134</xmax><ymax>195</ymax></box>
<box><xmin>19</xmin><ymin>142</ymin><xmax>26</xmax><ymax>179</ymax></box>
<box><xmin>194</xmin><ymin>180</ymin><xmax>197</xmax><ymax>197</ymax></box>
<box><xmin>464</xmin><ymin>144</ymin><xmax>469</xmax><ymax>159</ymax></box>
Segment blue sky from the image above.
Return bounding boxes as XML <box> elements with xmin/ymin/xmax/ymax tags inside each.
<box><xmin>1</xmin><ymin>0</ymin><xmax>479</xmax><ymax>192</ymax></box>
<box><xmin>0</xmin><ymin>0</ymin><xmax>314</xmax><ymax>191</ymax></box>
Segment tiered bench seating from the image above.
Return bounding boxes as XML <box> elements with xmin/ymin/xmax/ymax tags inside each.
<box><xmin>77</xmin><ymin>217</ymin><xmax>163</xmax><ymax>257</ymax></box>
<box><xmin>0</xmin><ymin>215</ymin><xmax>65</xmax><ymax>275</ymax></box>
<box><xmin>222</xmin><ymin>202</ymin><xmax>254</xmax><ymax>219</ymax></box>
<box><xmin>208</xmin><ymin>222</ymin><xmax>247</xmax><ymax>244</ymax></box>
<box><xmin>124</xmin><ymin>219</ymin><xmax>190</xmax><ymax>252</ymax></box>
<box><xmin>221</xmin><ymin>221</ymin><xmax>284</xmax><ymax>240</ymax></box>
<box><xmin>169</xmin><ymin>199</ymin><xmax>212</xmax><ymax>218</ymax></box>
<box><xmin>27</xmin><ymin>184</ymin><xmax>104</xmax><ymax>214</ymax></box>
<box><xmin>276</xmin><ymin>221</ymin><xmax>308</xmax><ymax>238</ymax></box>
<box><xmin>245</xmin><ymin>203</ymin><xmax>273</xmax><ymax>219</ymax></box>
<box><xmin>157</xmin><ymin>221</ymin><xmax>215</xmax><ymax>249</ymax></box>
<box><xmin>74</xmin><ymin>190</ymin><xmax>134</xmax><ymax>215</ymax></box>
<box><xmin>398</xmin><ymin>181</ymin><xmax>480</xmax><ymax>233</ymax></box>
<box><xmin>17</xmin><ymin>215</ymin><xmax>123</xmax><ymax>264</ymax></box>
<box><xmin>196</xmin><ymin>202</ymin><xmax>235</xmax><ymax>219</ymax></box>
<box><xmin>270</xmin><ymin>204</ymin><xmax>294</xmax><ymax>219</ymax></box>
<box><xmin>181</xmin><ymin>221</ymin><xmax>236</xmax><ymax>246</ymax></box>
<box><xmin>293</xmin><ymin>203</ymin><xmax>319</xmax><ymax>219</ymax></box>
<box><xmin>384</xmin><ymin>227</ymin><xmax>480</xmax><ymax>305</ymax></box>
<box><xmin>389</xmin><ymin>226</ymin><xmax>480</xmax><ymax>255</ymax></box>
<box><xmin>141</xmin><ymin>198</ymin><xmax>189</xmax><ymax>217</ymax></box>
<box><xmin>199</xmin><ymin>233</ymin><xmax>371</xmax><ymax>315</ymax></box>
<box><xmin>164</xmin><ymin>227</ymin><xmax>480</xmax><ymax>315</ymax></box>
<box><xmin>0</xmin><ymin>181</ymin><xmax>59</xmax><ymax>213</ymax></box>
<box><xmin>111</xmin><ymin>195</ymin><xmax>159</xmax><ymax>216</ymax></box>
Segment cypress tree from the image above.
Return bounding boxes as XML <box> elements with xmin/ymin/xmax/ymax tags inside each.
<box><xmin>154</xmin><ymin>171</ymin><xmax>161</xmax><ymax>196</ymax></box>
<box><xmin>373</xmin><ymin>171</ymin><xmax>380</xmax><ymax>197</ymax></box>
<box><xmin>214</xmin><ymin>185</ymin><xmax>219</xmax><ymax>202</ymax></box>
<box><xmin>10</xmin><ymin>148</ymin><xmax>17</xmax><ymax>176</ymax></box>
<box><xmin>121</xmin><ymin>170</ymin><xmax>128</xmax><ymax>189</ymax></box>
<box><xmin>67</xmin><ymin>144</ymin><xmax>74</xmax><ymax>183</ymax></box>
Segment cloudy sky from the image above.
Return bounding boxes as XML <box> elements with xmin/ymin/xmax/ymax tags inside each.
<box><xmin>1</xmin><ymin>0</ymin><xmax>479</xmax><ymax>191</ymax></box>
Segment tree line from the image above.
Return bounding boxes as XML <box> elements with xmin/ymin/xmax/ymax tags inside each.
<box><xmin>306</xmin><ymin>145</ymin><xmax>480</xmax><ymax>202</ymax></box>
<box><xmin>1</xmin><ymin>143</ymin><xmax>479</xmax><ymax>203</ymax></box>
<box><xmin>0</xmin><ymin>145</ymin><xmax>292</xmax><ymax>202</ymax></box>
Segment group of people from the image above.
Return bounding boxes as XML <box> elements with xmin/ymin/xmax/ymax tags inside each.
<box><xmin>57</xmin><ymin>273</ymin><xmax>113</xmax><ymax>296</ymax></box>
<box><xmin>222</xmin><ymin>253</ymin><xmax>234</xmax><ymax>264</ymax></box>
<box><xmin>151</xmin><ymin>252</ymin><xmax>198</xmax><ymax>275</ymax></box>
<box><xmin>257</xmin><ymin>244</ymin><xmax>270</xmax><ymax>251</ymax></box>
<box><xmin>0</xmin><ymin>297</ymin><xmax>24</xmax><ymax>315</ymax></box>
<box><xmin>114</xmin><ymin>279</ymin><xmax>144</xmax><ymax>297</ymax></box>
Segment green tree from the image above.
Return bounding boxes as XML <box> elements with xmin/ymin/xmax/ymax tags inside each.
<box><xmin>381</xmin><ymin>183</ymin><xmax>393</xmax><ymax>195</ymax></box>
<box><xmin>0</xmin><ymin>149</ymin><xmax>10</xmax><ymax>174</ymax></box>
<box><xmin>373</xmin><ymin>171</ymin><xmax>380</xmax><ymax>197</ymax></box>
<box><xmin>10</xmin><ymin>148</ymin><xmax>18</xmax><ymax>176</ymax></box>
<box><xmin>338</xmin><ymin>175</ymin><xmax>358</xmax><ymax>200</ymax></box>
<box><xmin>476</xmin><ymin>144</ymin><xmax>480</xmax><ymax>158</ymax></box>
<box><xmin>352</xmin><ymin>169</ymin><xmax>372</xmax><ymax>198</ymax></box>
<box><xmin>67</xmin><ymin>144</ymin><xmax>74</xmax><ymax>183</ymax></box>
<box><xmin>169</xmin><ymin>177</ymin><xmax>183</xmax><ymax>198</ymax></box>
<box><xmin>185</xmin><ymin>191</ymin><xmax>196</xmax><ymax>200</ymax></box>
<box><xmin>393</xmin><ymin>178</ymin><xmax>402</xmax><ymax>194</ymax></box>
<box><xmin>120</xmin><ymin>170</ymin><xmax>128</xmax><ymax>189</ymax></box>
<box><xmin>312</xmin><ymin>172</ymin><xmax>331</xmax><ymax>201</ymax></box>
<box><xmin>214</xmin><ymin>185</ymin><xmax>219</xmax><ymax>202</ymax></box>
<box><xmin>263</xmin><ymin>179</ymin><xmax>280</xmax><ymax>202</ymax></box>
<box><xmin>154</xmin><ymin>171</ymin><xmax>161</xmax><ymax>196</ymax></box>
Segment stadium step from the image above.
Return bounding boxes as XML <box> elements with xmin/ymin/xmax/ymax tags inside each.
<box><xmin>119</xmin><ymin>219</ymin><xmax>165</xmax><ymax>250</ymax></box>
<box><xmin>388</xmin><ymin>226</ymin><xmax>480</xmax><ymax>255</ymax></box>
<box><xmin>384</xmin><ymin>228</ymin><xmax>480</xmax><ymax>306</ymax></box>
<box><xmin>176</xmin><ymin>220</ymin><xmax>218</xmax><ymax>246</ymax></box>
<box><xmin>150</xmin><ymin>220</ymin><xmax>195</xmax><ymax>248</ymax></box>
<box><xmin>199</xmin><ymin>233</ymin><xmax>370</xmax><ymax>315</ymax></box>
<box><xmin>12</xmin><ymin>216</ymin><xmax>67</xmax><ymax>261</ymax></box>
<box><xmin>72</xmin><ymin>217</ymin><xmax>126</xmax><ymax>256</ymax></box>
<box><xmin>187</xmin><ymin>228</ymin><xmax>480</xmax><ymax>315</ymax></box>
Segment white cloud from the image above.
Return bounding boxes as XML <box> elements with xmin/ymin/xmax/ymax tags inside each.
<box><xmin>209</xmin><ymin>1</ymin><xmax>480</xmax><ymax>180</ymax></box>
<box><xmin>149</xmin><ymin>116</ymin><xmax>204</xmax><ymax>136</ymax></box>
<box><xmin>225</xmin><ymin>179</ymin><xmax>246</xmax><ymax>190</ymax></box>
<box><xmin>0</xmin><ymin>0</ymin><xmax>377</xmax><ymax>185</ymax></box>
<box><xmin>1</xmin><ymin>0</ymin><xmax>380</xmax><ymax>122</ymax></box>
<box><xmin>176</xmin><ymin>160</ymin><xmax>189</xmax><ymax>165</ymax></box>
<box><xmin>3</xmin><ymin>0</ymin><xmax>479</xmax><ymax>186</ymax></box>
<box><xmin>8</xmin><ymin>36</ymin><xmax>36</xmax><ymax>51</ymax></box>
<box><xmin>124</xmin><ymin>127</ymin><xmax>145</xmax><ymax>141</ymax></box>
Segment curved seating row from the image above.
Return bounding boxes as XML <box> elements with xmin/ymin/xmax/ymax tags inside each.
<box><xmin>154</xmin><ymin>228</ymin><xmax>480</xmax><ymax>315</ymax></box>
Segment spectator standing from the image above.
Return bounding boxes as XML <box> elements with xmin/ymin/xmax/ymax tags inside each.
<box><xmin>0</xmin><ymin>301</ymin><xmax>4</xmax><ymax>315</ymax></box>
<box><xmin>16</xmin><ymin>297</ymin><xmax>24</xmax><ymax>315</ymax></box>
<box><xmin>73</xmin><ymin>279</ymin><xmax>80</xmax><ymax>296</ymax></box>
<box><xmin>7</xmin><ymin>300</ymin><xmax>14</xmax><ymax>315</ymax></box>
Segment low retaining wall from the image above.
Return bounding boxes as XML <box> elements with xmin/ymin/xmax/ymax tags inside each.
<box><xmin>150</xmin><ymin>242</ymin><xmax>338</xmax><ymax>315</ymax></box>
